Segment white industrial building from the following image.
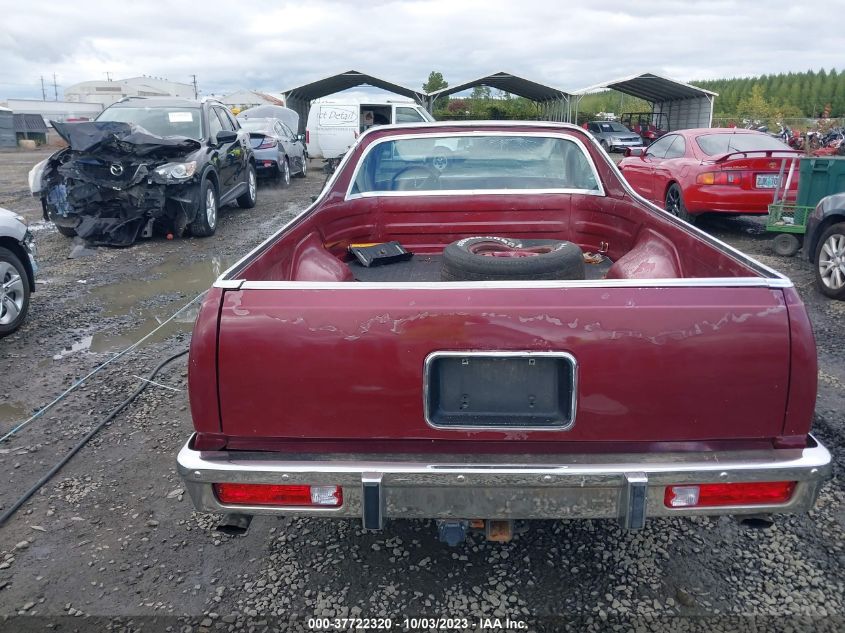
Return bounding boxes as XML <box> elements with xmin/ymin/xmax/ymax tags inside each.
<box><xmin>4</xmin><ymin>99</ymin><xmax>103</xmax><ymax>125</ymax></box>
<box><xmin>64</xmin><ymin>76</ymin><xmax>195</xmax><ymax>106</ymax></box>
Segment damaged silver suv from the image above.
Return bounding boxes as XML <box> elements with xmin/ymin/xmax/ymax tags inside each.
<box><xmin>29</xmin><ymin>97</ymin><xmax>257</xmax><ymax>246</ymax></box>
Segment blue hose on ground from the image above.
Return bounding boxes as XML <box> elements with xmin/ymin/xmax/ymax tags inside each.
<box><xmin>0</xmin><ymin>291</ymin><xmax>204</xmax><ymax>444</ymax></box>
<box><xmin>0</xmin><ymin>348</ymin><xmax>188</xmax><ymax>527</ymax></box>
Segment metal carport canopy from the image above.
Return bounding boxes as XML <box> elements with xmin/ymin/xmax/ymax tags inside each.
<box><xmin>572</xmin><ymin>72</ymin><xmax>718</xmax><ymax>130</ymax></box>
<box><xmin>282</xmin><ymin>70</ymin><xmax>427</xmax><ymax>132</ymax></box>
<box><xmin>426</xmin><ymin>71</ymin><xmax>571</xmax><ymax>121</ymax></box>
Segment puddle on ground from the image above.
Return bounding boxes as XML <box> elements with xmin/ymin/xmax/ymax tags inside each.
<box><xmin>53</xmin><ymin>335</ymin><xmax>94</xmax><ymax>360</ymax></box>
<box><xmin>0</xmin><ymin>401</ymin><xmax>28</xmax><ymax>429</ymax></box>
<box><xmin>89</xmin><ymin>306</ymin><xmax>201</xmax><ymax>354</ymax></box>
<box><xmin>53</xmin><ymin>256</ymin><xmax>228</xmax><ymax>358</ymax></box>
<box><xmin>49</xmin><ymin>314</ymin><xmax>198</xmax><ymax>361</ymax></box>
<box><xmin>91</xmin><ymin>257</ymin><xmax>228</xmax><ymax>317</ymax></box>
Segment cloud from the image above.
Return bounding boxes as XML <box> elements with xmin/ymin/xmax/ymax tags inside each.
<box><xmin>0</xmin><ymin>0</ymin><xmax>841</xmax><ymax>100</ymax></box>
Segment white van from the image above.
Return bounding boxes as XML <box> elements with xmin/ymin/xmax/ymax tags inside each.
<box><xmin>305</xmin><ymin>99</ymin><xmax>434</xmax><ymax>164</ymax></box>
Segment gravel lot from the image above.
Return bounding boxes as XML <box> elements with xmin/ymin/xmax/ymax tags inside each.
<box><xmin>0</xmin><ymin>146</ymin><xmax>842</xmax><ymax>633</ymax></box>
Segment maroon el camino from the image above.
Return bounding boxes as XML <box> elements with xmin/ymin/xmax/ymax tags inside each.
<box><xmin>618</xmin><ymin>128</ymin><xmax>801</xmax><ymax>223</ymax></box>
<box><xmin>177</xmin><ymin>121</ymin><xmax>830</xmax><ymax>544</ymax></box>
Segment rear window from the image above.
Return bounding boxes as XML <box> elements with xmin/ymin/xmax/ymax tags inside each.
<box><xmin>350</xmin><ymin>135</ymin><xmax>600</xmax><ymax>195</ymax></box>
<box><xmin>696</xmin><ymin>133</ymin><xmax>791</xmax><ymax>156</ymax></box>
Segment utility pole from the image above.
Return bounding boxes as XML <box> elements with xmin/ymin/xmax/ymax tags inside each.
<box><xmin>191</xmin><ymin>74</ymin><xmax>198</xmax><ymax>99</ymax></box>
<box><xmin>104</xmin><ymin>71</ymin><xmax>112</xmax><ymax>82</ymax></box>
<box><xmin>40</xmin><ymin>76</ymin><xmax>46</xmax><ymax>100</ymax></box>
<box><xmin>52</xmin><ymin>73</ymin><xmax>58</xmax><ymax>101</ymax></box>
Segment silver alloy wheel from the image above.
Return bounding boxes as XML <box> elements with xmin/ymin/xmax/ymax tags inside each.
<box><xmin>206</xmin><ymin>187</ymin><xmax>217</xmax><ymax>228</ymax></box>
<box><xmin>818</xmin><ymin>232</ymin><xmax>845</xmax><ymax>290</ymax></box>
<box><xmin>248</xmin><ymin>169</ymin><xmax>256</xmax><ymax>202</ymax></box>
<box><xmin>283</xmin><ymin>159</ymin><xmax>290</xmax><ymax>186</ymax></box>
<box><xmin>301</xmin><ymin>157</ymin><xmax>307</xmax><ymax>176</ymax></box>
<box><xmin>0</xmin><ymin>261</ymin><xmax>25</xmax><ymax>326</ymax></box>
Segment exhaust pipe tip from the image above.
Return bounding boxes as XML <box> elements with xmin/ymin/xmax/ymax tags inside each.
<box><xmin>738</xmin><ymin>514</ymin><xmax>775</xmax><ymax>530</ymax></box>
<box><xmin>216</xmin><ymin>513</ymin><xmax>253</xmax><ymax>536</ymax></box>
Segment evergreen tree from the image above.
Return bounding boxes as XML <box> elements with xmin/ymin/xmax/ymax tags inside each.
<box><xmin>470</xmin><ymin>85</ymin><xmax>492</xmax><ymax>100</ymax></box>
<box><xmin>422</xmin><ymin>71</ymin><xmax>448</xmax><ymax>93</ymax></box>
<box><xmin>423</xmin><ymin>71</ymin><xmax>449</xmax><ymax>111</ymax></box>
<box><xmin>736</xmin><ymin>84</ymin><xmax>771</xmax><ymax>121</ymax></box>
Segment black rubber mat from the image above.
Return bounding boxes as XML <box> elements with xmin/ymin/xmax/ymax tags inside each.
<box><xmin>348</xmin><ymin>254</ymin><xmax>613</xmax><ymax>282</ymax></box>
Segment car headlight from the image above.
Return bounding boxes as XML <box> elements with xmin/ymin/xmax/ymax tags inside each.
<box><xmin>28</xmin><ymin>158</ymin><xmax>48</xmax><ymax>194</ymax></box>
<box><xmin>154</xmin><ymin>161</ymin><xmax>197</xmax><ymax>180</ymax></box>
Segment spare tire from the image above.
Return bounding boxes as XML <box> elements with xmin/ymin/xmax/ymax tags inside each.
<box><xmin>441</xmin><ymin>237</ymin><xmax>585</xmax><ymax>282</ymax></box>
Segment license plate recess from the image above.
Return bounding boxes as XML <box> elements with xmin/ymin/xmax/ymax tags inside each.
<box><xmin>424</xmin><ymin>352</ymin><xmax>576</xmax><ymax>430</ymax></box>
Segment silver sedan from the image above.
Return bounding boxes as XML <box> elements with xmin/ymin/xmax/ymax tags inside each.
<box><xmin>585</xmin><ymin>121</ymin><xmax>643</xmax><ymax>153</ymax></box>
<box><xmin>236</xmin><ymin>117</ymin><xmax>307</xmax><ymax>187</ymax></box>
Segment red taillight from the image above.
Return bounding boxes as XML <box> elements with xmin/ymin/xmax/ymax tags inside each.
<box><xmin>305</xmin><ymin>130</ymin><xmax>310</xmax><ymax>144</ymax></box>
<box><xmin>696</xmin><ymin>171</ymin><xmax>743</xmax><ymax>186</ymax></box>
<box><xmin>664</xmin><ymin>481</ymin><xmax>796</xmax><ymax>508</ymax></box>
<box><xmin>257</xmin><ymin>137</ymin><xmax>277</xmax><ymax>149</ymax></box>
<box><xmin>213</xmin><ymin>483</ymin><xmax>343</xmax><ymax>507</ymax></box>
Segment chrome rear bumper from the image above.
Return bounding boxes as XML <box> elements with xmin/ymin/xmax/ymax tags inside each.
<box><xmin>176</xmin><ymin>435</ymin><xmax>831</xmax><ymax>530</ymax></box>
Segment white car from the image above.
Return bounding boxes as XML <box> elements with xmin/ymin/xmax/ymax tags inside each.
<box><xmin>0</xmin><ymin>207</ymin><xmax>36</xmax><ymax>336</ymax></box>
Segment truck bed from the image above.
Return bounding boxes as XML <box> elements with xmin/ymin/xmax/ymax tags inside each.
<box><xmin>188</xmin><ymin>123</ymin><xmax>816</xmax><ymax>453</ymax></box>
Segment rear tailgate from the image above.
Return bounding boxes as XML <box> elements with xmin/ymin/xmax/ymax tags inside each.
<box><xmin>216</xmin><ymin>284</ymin><xmax>790</xmax><ymax>443</ymax></box>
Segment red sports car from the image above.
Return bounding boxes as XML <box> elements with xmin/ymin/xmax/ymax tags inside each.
<box><xmin>618</xmin><ymin>128</ymin><xmax>801</xmax><ymax>222</ymax></box>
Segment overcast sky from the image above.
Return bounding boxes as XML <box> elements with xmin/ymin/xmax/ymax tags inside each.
<box><xmin>0</xmin><ymin>0</ymin><xmax>840</xmax><ymax>101</ymax></box>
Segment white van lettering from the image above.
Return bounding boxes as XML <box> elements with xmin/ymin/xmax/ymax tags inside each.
<box><xmin>319</xmin><ymin>106</ymin><xmax>357</xmax><ymax>126</ymax></box>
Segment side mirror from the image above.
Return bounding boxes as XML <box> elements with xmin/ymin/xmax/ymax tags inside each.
<box><xmin>215</xmin><ymin>130</ymin><xmax>238</xmax><ymax>145</ymax></box>
<box><xmin>625</xmin><ymin>147</ymin><xmax>646</xmax><ymax>157</ymax></box>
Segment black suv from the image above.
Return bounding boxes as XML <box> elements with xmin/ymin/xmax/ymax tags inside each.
<box><xmin>33</xmin><ymin>97</ymin><xmax>256</xmax><ymax>246</ymax></box>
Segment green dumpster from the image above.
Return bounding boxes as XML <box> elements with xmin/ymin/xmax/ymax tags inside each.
<box><xmin>797</xmin><ymin>157</ymin><xmax>845</xmax><ymax>208</ymax></box>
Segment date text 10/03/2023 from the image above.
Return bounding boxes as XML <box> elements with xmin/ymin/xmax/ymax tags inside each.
<box><xmin>307</xmin><ymin>617</ymin><xmax>529</xmax><ymax>630</ymax></box>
